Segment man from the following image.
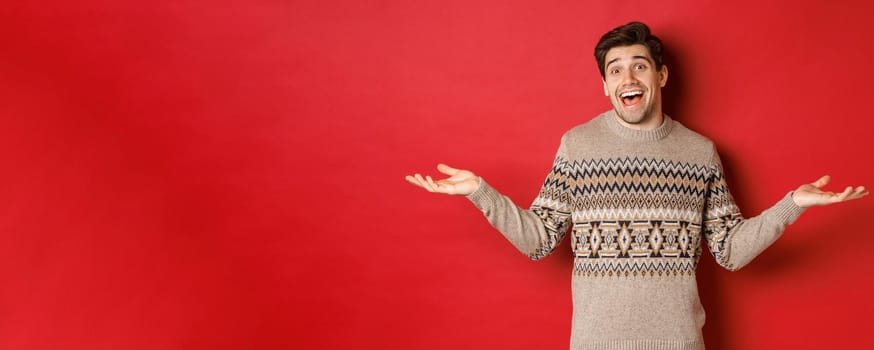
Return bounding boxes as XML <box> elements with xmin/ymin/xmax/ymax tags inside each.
<box><xmin>405</xmin><ymin>22</ymin><xmax>867</xmax><ymax>350</ymax></box>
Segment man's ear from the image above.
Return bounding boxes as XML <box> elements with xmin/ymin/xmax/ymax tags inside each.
<box><xmin>659</xmin><ymin>65</ymin><xmax>669</xmax><ymax>88</ymax></box>
<box><xmin>603</xmin><ymin>80</ymin><xmax>609</xmax><ymax>96</ymax></box>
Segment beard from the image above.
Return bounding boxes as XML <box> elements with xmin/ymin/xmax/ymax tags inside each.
<box><xmin>610</xmin><ymin>90</ymin><xmax>660</xmax><ymax>126</ymax></box>
<box><xmin>614</xmin><ymin>105</ymin><xmax>652</xmax><ymax>125</ymax></box>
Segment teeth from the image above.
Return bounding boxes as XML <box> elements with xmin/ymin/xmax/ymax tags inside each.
<box><xmin>620</xmin><ymin>91</ymin><xmax>643</xmax><ymax>98</ymax></box>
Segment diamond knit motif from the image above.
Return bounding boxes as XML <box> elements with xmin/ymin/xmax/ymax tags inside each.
<box><xmin>534</xmin><ymin>156</ymin><xmax>739</xmax><ymax>277</ymax></box>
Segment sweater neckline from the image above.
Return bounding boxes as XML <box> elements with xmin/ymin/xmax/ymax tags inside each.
<box><xmin>602</xmin><ymin>110</ymin><xmax>674</xmax><ymax>141</ymax></box>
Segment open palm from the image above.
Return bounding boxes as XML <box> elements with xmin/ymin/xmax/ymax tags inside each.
<box><xmin>792</xmin><ymin>175</ymin><xmax>868</xmax><ymax>208</ymax></box>
<box><xmin>405</xmin><ymin>163</ymin><xmax>480</xmax><ymax>196</ymax></box>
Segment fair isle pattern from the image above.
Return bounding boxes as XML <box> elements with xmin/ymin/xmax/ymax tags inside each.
<box><xmin>528</xmin><ymin>205</ymin><xmax>572</xmax><ymax>260</ymax></box>
<box><xmin>532</xmin><ymin>156</ymin><xmax>741</xmax><ymax>276</ymax></box>
<box><xmin>572</xmin><ymin>220</ymin><xmax>702</xmax><ymax>277</ymax></box>
<box><xmin>703</xmin><ymin>165</ymin><xmax>744</xmax><ymax>270</ymax></box>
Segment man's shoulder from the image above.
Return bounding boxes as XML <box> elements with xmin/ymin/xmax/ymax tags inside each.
<box><xmin>669</xmin><ymin>119</ymin><xmax>714</xmax><ymax>148</ymax></box>
<box><xmin>666</xmin><ymin>119</ymin><xmax>719</xmax><ymax>165</ymax></box>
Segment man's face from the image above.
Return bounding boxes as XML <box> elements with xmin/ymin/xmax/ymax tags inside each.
<box><xmin>602</xmin><ymin>44</ymin><xmax>668</xmax><ymax>127</ymax></box>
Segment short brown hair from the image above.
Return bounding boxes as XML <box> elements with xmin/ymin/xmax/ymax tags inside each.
<box><xmin>594</xmin><ymin>22</ymin><xmax>664</xmax><ymax>79</ymax></box>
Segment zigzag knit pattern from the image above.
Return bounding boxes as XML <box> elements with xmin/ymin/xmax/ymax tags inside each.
<box><xmin>531</xmin><ymin>156</ymin><xmax>741</xmax><ymax>276</ymax></box>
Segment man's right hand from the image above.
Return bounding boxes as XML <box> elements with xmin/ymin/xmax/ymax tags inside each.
<box><xmin>405</xmin><ymin>163</ymin><xmax>481</xmax><ymax>196</ymax></box>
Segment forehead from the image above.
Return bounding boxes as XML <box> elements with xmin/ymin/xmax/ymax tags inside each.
<box><xmin>604</xmin><ymin>44</ymin><xmax>653</xmax><ymax>66</ymax></box>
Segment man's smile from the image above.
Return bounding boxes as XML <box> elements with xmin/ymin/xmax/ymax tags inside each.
<box><xmin>618</xmin><ymin>89</ymin><xmax>645</xmax><ymax>108</ymax></box>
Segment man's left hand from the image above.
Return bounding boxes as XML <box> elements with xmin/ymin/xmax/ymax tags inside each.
<box><xmin>792</xmin><ymin>175</ymin><xmax>868</xmax><ymax>208</ymax></box>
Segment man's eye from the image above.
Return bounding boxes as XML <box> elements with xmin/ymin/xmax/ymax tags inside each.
<box><xmin>610</xmin><ymin>68</ymin><xmax>620</xmax><ymax>74</ymax></box>
<box><xmin>635</xmin><ymin>64</ymin><xmax>646</xmax><ymax>70</ymax></box>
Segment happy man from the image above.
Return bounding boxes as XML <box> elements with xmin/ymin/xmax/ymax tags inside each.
<box><xmin>405</xmin><ymin>22</ymin><xmax>867</xmax><ymax>350</ymax></box>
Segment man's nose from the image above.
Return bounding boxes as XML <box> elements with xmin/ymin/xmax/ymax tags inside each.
<box><xmin>620</xmin><ymin>69</ymin><xmax>637</xmax><ymax>84</ymax></box>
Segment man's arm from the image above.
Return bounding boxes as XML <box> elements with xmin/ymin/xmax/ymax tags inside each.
<box><xmin>405</xmin><ymin>144</ymin><xmax>574</xmax><ymax>260</ymax></box>
<box><xmin>702</xmin><ymin>149</ymin><xmax>867</xmax><ymax>271</ymax></box>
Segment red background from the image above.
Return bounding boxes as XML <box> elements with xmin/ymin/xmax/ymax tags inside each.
<box><xmin>2</xmin><ymin>1</ymin><xmax>873</xmax><ymax>349</ymax></box>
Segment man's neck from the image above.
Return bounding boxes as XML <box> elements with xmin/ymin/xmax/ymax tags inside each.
<box><xmin>613</xmin><ymin>111</ymin><xmax>664</xmax><ymax>131</ymax></box>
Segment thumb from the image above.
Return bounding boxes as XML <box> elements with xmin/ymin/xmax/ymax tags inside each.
<box><xmin>437</xmin><ymin>163</ymin><xmax>459</xmax><ymax>176</ymax></box>
<box><xmin>812</xmin><ymin>175</ymin><xmax>830</xmax><ymax>188</ymax></box>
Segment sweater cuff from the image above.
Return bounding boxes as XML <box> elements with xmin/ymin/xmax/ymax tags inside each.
<box><xmin>769</xmin><ymin>191</ymin><xmax>807</xmax><ymax>225</ymax></box>
<box><xmin>465</xmin><ymin>177</ymin><xmax>502</xmax><ymax>211</ymax></box>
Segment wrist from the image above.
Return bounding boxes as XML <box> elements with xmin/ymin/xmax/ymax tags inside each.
<box><xmin>790</xmin><ymin>191</ymin><xmax>802</xmax><ymax>207</ymax></box>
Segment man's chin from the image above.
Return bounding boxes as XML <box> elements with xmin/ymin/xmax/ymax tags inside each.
<box><xmin>615</xmin><ymin>110</ymin><xmax>646</xmax><ymax>125</ymax></box>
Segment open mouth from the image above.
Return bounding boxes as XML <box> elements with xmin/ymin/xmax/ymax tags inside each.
<box><xmin>619</xmin><ymin>90</ymin><xmax>644</xmax><ymax>107</ymax></box>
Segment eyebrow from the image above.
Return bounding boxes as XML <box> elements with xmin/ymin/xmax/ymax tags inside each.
<box><xmin>606</xmin><ymin>55</ymin><xmax>653</xmax><ymax>67</ymax></box>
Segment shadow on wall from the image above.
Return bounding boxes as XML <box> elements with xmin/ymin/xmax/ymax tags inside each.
<box><xmin>658</xmin><ymin>30</ymin><xmax>687</xmax><ymax>124</ymax></box>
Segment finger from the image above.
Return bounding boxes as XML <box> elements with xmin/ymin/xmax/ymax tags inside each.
<box><xmin>415</xmin><ymin>174</ymin><xmax>435</xmax><ymax>192</ymax></box>
<box><xmin>448</xmin><ymin>172</ymin><xmax>470</xmax><ymax>182</ymax></box>
<box><xmin>845</xmin><ymin>192</ymin><xmax>868</xmax><ymax>201</ymax></box>
<box><xmin>437</xmin><ymin>163</ymin><xmax>459</xmax><ymax>176</ymax></box>
<box><xmin>426</xmin><ymin>175</ymin><xmax>444</xmax><ymax>193</ymax></box>
<box><xmin>812</xmin><ymin>175</ymin><xmax>830</xmax><ymax>188</ymax></box>
<box><xmin>846</xmin><ymin>187</ymin><xmax>869</xmax><ymax>200</ymax></box>
<box><xmin>407</xmin><ymin>174</ymin><xmax>429</xmax><ymax>190</ymax></box>
<box><xmin>405</xmin><ymin>175</ymin><xmax>426</xmax><ymax>189</ymax></box>
<box><xmin>834</xmin><ymin>186</ymin><xmax>853</xmax><ymax>202</ymax></box>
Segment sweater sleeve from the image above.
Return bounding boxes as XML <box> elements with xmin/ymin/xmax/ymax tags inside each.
<box><xmin>464</xmin><ymin>139</ymin><xmax>574</xmax><ymax>261</ymax></box>
<box><xmin>702</xmin><ymin>147</ymin><xmax>807</xmax><ymax>271</ymax></box>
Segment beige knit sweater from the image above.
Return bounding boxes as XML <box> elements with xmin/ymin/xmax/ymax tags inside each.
<box><xmin>465</xmin><ymin>110</ymin><xmax>805</xmax><ymax>350</ymax></box>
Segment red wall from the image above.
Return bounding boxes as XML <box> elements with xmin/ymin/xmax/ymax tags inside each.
<box><xmin>2</xmin><ymin>1</ymin><xmax>873</xmax><ymax>349</ymax></box>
